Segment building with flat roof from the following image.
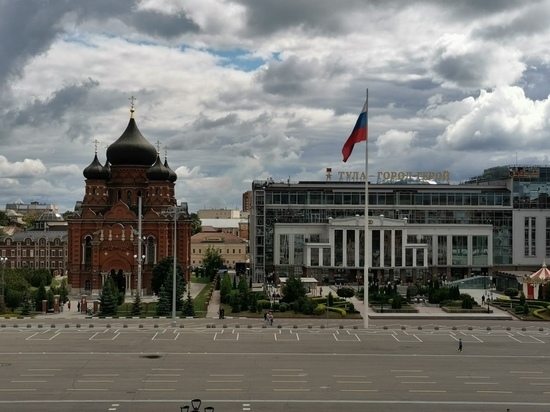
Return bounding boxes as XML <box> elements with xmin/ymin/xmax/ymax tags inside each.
<box><xmin>249</xmin><ymin>165</ymin><xmax>550</xmax><ymax>286</ymax></box>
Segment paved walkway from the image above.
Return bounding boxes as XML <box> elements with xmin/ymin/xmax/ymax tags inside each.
<box><xmin>27</xmin><ymin>282</ymin><xmax>513</xmax><ymax>321</ymax></box>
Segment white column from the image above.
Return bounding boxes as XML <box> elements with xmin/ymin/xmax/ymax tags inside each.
<box><xmin>380</xmin><ymin>230</ymin><xmax>385</xmax><ymax>267</ymax></box>
<box><xmin>355</xmin><ymin>229</ymin><xmax>360</xmax><ymax>268</ymax></box>
<box><xmin>342</xmin><ymin>229</ymin><xmax>347</xmax><ymax>267</ymax></box>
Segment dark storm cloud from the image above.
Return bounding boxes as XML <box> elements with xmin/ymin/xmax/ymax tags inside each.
<box><xmin>3</xmin><ymin>78</ymin><xmax>99</xmax><ymax>128</ymax></box>
<box><xmin>0</xmin><ymin>0</ymin><xmax>67</xmax><ymax>84</ymax></box>
<box><xmin>190</xmin><ymin>113</ymin><xmax>240</xmax><ymax>130</ymax></box>
<box><xmin>257</xmin><ymin>56</ymin><xmax>321</xmax><ymax>96</ymax></box>
<box><xmin>234</xmin><ymin>0</ymin><xmax>377</xmax><ymax>36</ymax></box>
<box><xmin>0</xmin><ymin>0</ymin><xmax>199</xmax><ymax>88</ymax></box>
<box><xmin>421</xmin><ymin>0</ymin><xmax>538</xmax><ymax>19</ymax></box>
<box><xmin>473</xmin><ymin>4</ymin><xmax>550</xmax><ymax>40</ymax></box>
<box><xmin>432</xmin><ymin>50</ymin><xmax>489</xmax><ymax>89</ymax></box>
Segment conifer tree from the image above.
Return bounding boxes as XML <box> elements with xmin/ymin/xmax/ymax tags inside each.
<box><xmin>99</xmin><ymin>277</ymin><xmax>119</xmax><ymax>316</ymax></box>
<box><xmin>131</xmin><ymin>293</ymin><xmax>142</xmax><ymax>316</ymax></box>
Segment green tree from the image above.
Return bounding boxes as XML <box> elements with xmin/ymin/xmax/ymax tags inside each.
<box><xmin>202</xmin><ymin>245</ymin><xmax>224</xmax><ymax>281</ymax></box>
<box><xmin>156</xmin><ymin>271</ymin><xmax>184</xmax><ymax>314</ymax></box>
<box><xmin>46</xmin><ymin>289</ymin><xmax>55</xmax><ymax>310</ymax></box>
<box><xmin>3</xmin><ymin>269</ymin><xmax>31</xmax><ymax>311</ymax></box>
<box><xmin>181</xmin><ymin>292</ymin><xmax>195</xmax><ymax>317</ymax></box>
<box><xmin>156</xmin><ymin>285</ymin><xmax>171</xmax><ymax>316</ymax></box>
<box><xmin>131</xmin><ymin>293</ymin><xmax>142</xmax><ymax>316</ymax></box>
<box><xmin>281</xmin><ymin>275</ymin><xmax>307</xmax><ymax>304</ymax></box>
<box><xmin>337</xmin><ymin>287</ymin><xmax>355</xmax><ymax>299</ymax></box>
<box><xmin>35</xmin><ymin>282</ymin><xmax>47</xmax><ymax>312</ymax></box>
<box><xmin>519</xmin><ymin>291</ymin><xmax>526</xmax><ymax>306</ymax></box>
<box><xmin>22</xmin><ymin>212</ymin><xmax>41</xmax><ymax>229</ymax></box>
<box><xmin>59</xmin><ymin>278</ymin><xmax>69</xmax><ymax>303</ymax></box>
<box><xmin>0</xmin><ymin>295</ymin><xmax>6</xmax><ymax>314</ymax></box>
<box><xmin>99</xmin><ymin>277</ymin><xmax>119</xmax><ymax>316</ymax></box>
<box><xmin>0</xmin><ymin>210</ymin><xmax>10</xmax><ymax>226</ymax></box>
<box><xmin>190</xmin><ymin>212</ymin><xmax>202</xmax><ymax>235</ymax></box>
<box><xmin>151</xmin><ymin>256</ymin><xmax>185</xmax><ymax>296</ymax></box>
<box><xmin>220</xmin><ymin>273</ymin><xmax>232</xmax><ymax>304</ymax></box>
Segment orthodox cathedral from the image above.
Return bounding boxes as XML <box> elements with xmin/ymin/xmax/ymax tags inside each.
<box><xmin>67</xmin><ymin>103</ymin><xmax>191</xmax><ymax>296</ymax></box>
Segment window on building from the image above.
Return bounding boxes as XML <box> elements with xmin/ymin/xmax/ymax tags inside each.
<box><xmin>546</xmin><ymin>218</ymin><xmax>550</xmax><ymax>257</ymax></box>
<box><xmin>525</xmin><ymin>217</ymin><xmax>536</xmax><ymax>256</ymax></box>
<box><xmin>85</xmin><ymin>236</ymin><xmax>92</xmax><ymax>265</ymax></box>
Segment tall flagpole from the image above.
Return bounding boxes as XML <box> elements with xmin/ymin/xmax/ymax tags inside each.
<box><xmin>363</xmin><ymin>89</ymin><xmax>369</xmax><ymax>329</ymax></box>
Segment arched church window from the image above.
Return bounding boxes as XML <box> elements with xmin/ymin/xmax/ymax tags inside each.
<box><xmin>117</xmin><ymin>190</ymin><xmax>122</xmax><ymax>201</ymax></box>
<box><xmin>147</xmin><ymin>236</ymin><xmax>155</xmax><ymax>264</ymax></box>
<box><xmin>155</xmin><ymin>188</ymin><xmax>160</xmax><ymax>197</ymax></box>
<box><xmin>127</xmin><ymin>190</ymin><xmax>132</xmax><ymax>205</ymax></box>
<box><xmin>84</xmin><ymin>236</ymin><xmax>92</xmax><ymax>266</ymax></box>
<box><xmin>137</xmin><ymin>190</ymin><xmax>142</xmax><ymax>198</ymax></box>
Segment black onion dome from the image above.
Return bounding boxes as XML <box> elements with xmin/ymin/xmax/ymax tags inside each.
<box><xmin>164</xmin><ymin>158</ymin><xmax>177</xmax><ymax>183</ymax></box>
<box><xmin>106</xmin><ymin>114</ymin><xmax>157</xmax><ymax>166</ymax></box>
<box><xmin>147</xmin><ymin>155</ymin><xmax>171</xmax><ymax>181</ymax></box>
<box><xmin>83</xmin><ymin>154</ymin><xmax>110</xmax><ymax>180</ymax></box>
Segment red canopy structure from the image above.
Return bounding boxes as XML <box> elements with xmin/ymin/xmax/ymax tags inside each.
<box><xmin>523</xmin><ymin>260</ymin><xmax>550</xmax><ymax>299</ymax></box>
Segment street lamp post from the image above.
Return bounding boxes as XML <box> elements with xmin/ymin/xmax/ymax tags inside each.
<box><xmin>0</xmin><ymin>257</ymin><xmax>7</xmax><ymax>298</ymax></box>
<box><xmin>180</xmin><ymin>398</ymin><xmax>214</xmax><ymax>412</ymax></box>
<box><xmin>162</xmin><ymin>205</ymin><xmax>187</xmax><ymax>327</ymax></box>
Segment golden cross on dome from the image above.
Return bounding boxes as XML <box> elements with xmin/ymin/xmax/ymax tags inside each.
<box><xmin>156</xmin><ymin>140</ymin><xmax>161</xmax><ymax>154</ymax></box>
<box><xmin>164</xmin><ymin>146</ymin><xmax>168</xmax><ymax>159</ymax></box>
<box><xmin>128</xmin><ymin>95</ymin><xmax>137</xmax><ymax>109</ymax></box>
<box><xmin>93</xmin><ymin>139</ymin><xmax>99</xmax><ymax>154</ymax></box>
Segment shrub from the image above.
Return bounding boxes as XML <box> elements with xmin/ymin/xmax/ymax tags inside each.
<box><xmin>515</xmin><ymin>306</ymin><xmax>524</xmax><ymax>314</ymax></box>
<box><xmin>328</xmin><ymin>307</ymin><xmax>347</xmax><ymax>317</ymax></box>
<box><xmin>257</xmin><ymin>299</ymin><xmax>271</xmax><ymax>309</ymax></box>
<box><xmin>523</xmin><ymin>302</ymin><xmax>530</xmax><ymax>315</ymax></box>
<box><xmin>391</xmin><ymin>295</ymin><xmax>403</xmax><ymax>309</ymax></box>
<box><xmin>504</xmin><ymin>288</ymin><xmax>519</xmax><ymax>297</ymax></box>
<box><xmin>279</xmin><ymin>303</ymin><xmax>288</xmax><ymax>313</ymax></box>
<box><xmin>272</xmin><ymin>302</ymin><xmax>280</xmax><ymax>311</ymax></box>
<box><xmin>519</xmin><ymin>292</ymin><xmax>526</xmax><ymax>306</ymax></box>
<box><xmin>313</xmin><ymin>304</ymin><xmax>326</xmax><ymax>316</ymax></box>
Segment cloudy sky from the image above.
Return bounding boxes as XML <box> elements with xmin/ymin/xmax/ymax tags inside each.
<box><xmin>1</xmin><ymin>0</ymin><xmax>550</xmax><ymax>213</ymax></box>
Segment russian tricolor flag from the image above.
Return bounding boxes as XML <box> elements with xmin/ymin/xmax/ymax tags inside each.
<box><xmin>342</xmin><ymin>101</ymin><xmax>367</xmax><ymax>162</ymax></box>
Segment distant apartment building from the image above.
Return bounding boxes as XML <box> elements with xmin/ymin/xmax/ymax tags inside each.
<box><xmin>0</xmin><ymin>212</ymin><xmax>68</xmax><ymax>274</ymax></box>
<box><xmin>191</xmin><ymin>230</ymin><xmax>248</xmax><ymax>269</ymax></box>
<box><xmin>5</xmin><ymin>199</ymin><xmax>58</xmax><ymax>215</ymax></box>
<box><xmin>198</xmin><ymin>209</ymin><xmax>241</xmax><ymax>219</ymax></box>
<box><xmin>242</xmin><ymin>191</ymin><xmax>252</xmax><ymax>212</ymax></box>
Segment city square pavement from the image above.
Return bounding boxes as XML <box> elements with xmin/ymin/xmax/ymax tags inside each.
<box><xmin>1</xmin><ymin>285</ymin><xmax>546</xmax><ymax>412</ymax></box>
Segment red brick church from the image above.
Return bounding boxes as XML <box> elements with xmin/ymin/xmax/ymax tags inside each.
<box><xmin>67</xmin><ymin>103</ymin><xmax>191</xmax><ymax>296</ymax></box>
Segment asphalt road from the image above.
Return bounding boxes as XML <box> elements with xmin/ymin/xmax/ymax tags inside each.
<box><xmin>0</xmin><ymin>318</ymin><xmax>549</xmax><ymax>412</ymax></box>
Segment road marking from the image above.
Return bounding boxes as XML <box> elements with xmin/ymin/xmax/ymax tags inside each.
<box><xmin>0</xmin><ymin>389</ymin><xmax>36</xmax><ymax>391</ymax></box>
<box><xmin>10</xmin><ymin>380</ymin><xmax>46</xmax><ymax>383</ymax></box>
<box><xmin>77</xmin><ymin>380</ymin><xmax>114</xmax><ymax>383</ymax></box>
<box><xmin>273</xmin><ymin>369</ymin><xmax>303</xmax><ymax>371</ymax></box>
<box><xmin>464</xmin><ymin>382</ymin><xmax>499</xmax><ymax>385</ymax></box>
<box><xmin>146</xmin><ymin>374</ymin><xmax>180</xmax><ymax>376</ymax></box>
<box><xmin>510</xmin><ymin>371</ymin><xmax>543</xmax><ymax>374</ymax></box>
<box><xmin>477</xmin><ymin>390</ymin><xmax>512</xmax><ymax>394</ymax></box>
<box><xmin>456</xmin><ymin>376</ymin><xmax>489</xmax><ymax>378</ymax></box>
<box><xmin>207</xmin><ymin>380</ymin><xmax>243</xmax><ymax>383</ymax></box>
<box><xmin>520</xmin><ymin>377</ymin><xmax>550</xmax><ymax>380</ymax></box>
<box><xmin>409</xmin><ymin>390</ymin><xmax>446</xmax><ymax>393</ymax></box>
<box><xmin>391</xmin><ymin>370</ymin><xmax>423</xmax><ymax>372</ymax></box>
<box><xmin>471</xmin><ymin>335</ymin><xmax>483</xmax><ymax>342</ymax></box>
<box><xmin>28</xmin><ymin>368</ymin><xmax>61</xmax><ymax>371</ymax></box>
<box><xmin>151</xmin><ymin>368</ymin><xmax>185</xmax><ymax>371</ymax></box>
<box><xmin>333</xmin><ymin>375</ymin><xmax>368</xmax><ymax>378</ymax></box>
<box><xmin>20</xmin><ymin>374</ymin><xmax>54</xmax><ymax>377</ymax></box>
<box><xmin>83</xmin><ymin>374</ymin><xmax>119</xmax><ymax>376</ymax></box>
<box><xmin>137</xmin><ymin>388</ymin><xmax>175</xmax><ymax>391</ymax></box>
<box><xmin>395</xmin><ymin>375</ymin><xmax>429</xmax><ymax>378</ymax></box>
<box><xmin>67</xmin><ymin>388</ymin><xmax>107</xmax><ymax>391</ymax></box>
<box><xmin>142</xmin><ymin>380</ymin><xmax>177</xmax><ymax>383</ymax></box>
<box><xmin>273</xmin><ymin>388</ymin><xmax>310</xmax><ymax>392</ymax></box>
<box><xmin>530</xmin><ymin>383</ymin><xmax>550</xmax><ymax>385</ymax></box>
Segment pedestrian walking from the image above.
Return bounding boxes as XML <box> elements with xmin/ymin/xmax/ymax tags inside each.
<box><xmin>77</xmin><ymin>302</ymin><xmax>81</xmax><ymax>312</ymax></box>
<box><xmin>67</xmin><ymin>301</ymin><xmax>71</xmax><ymax>311</ymax></box>
<box><xmin>458</xmin><ymin>338</ymin><xmax>463</xmax><ymax>352</ymax></box>
<box><xmin>268</xmin><ymin>311</ymin><xmax>274</xmax><ymax>326</ymax></box>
